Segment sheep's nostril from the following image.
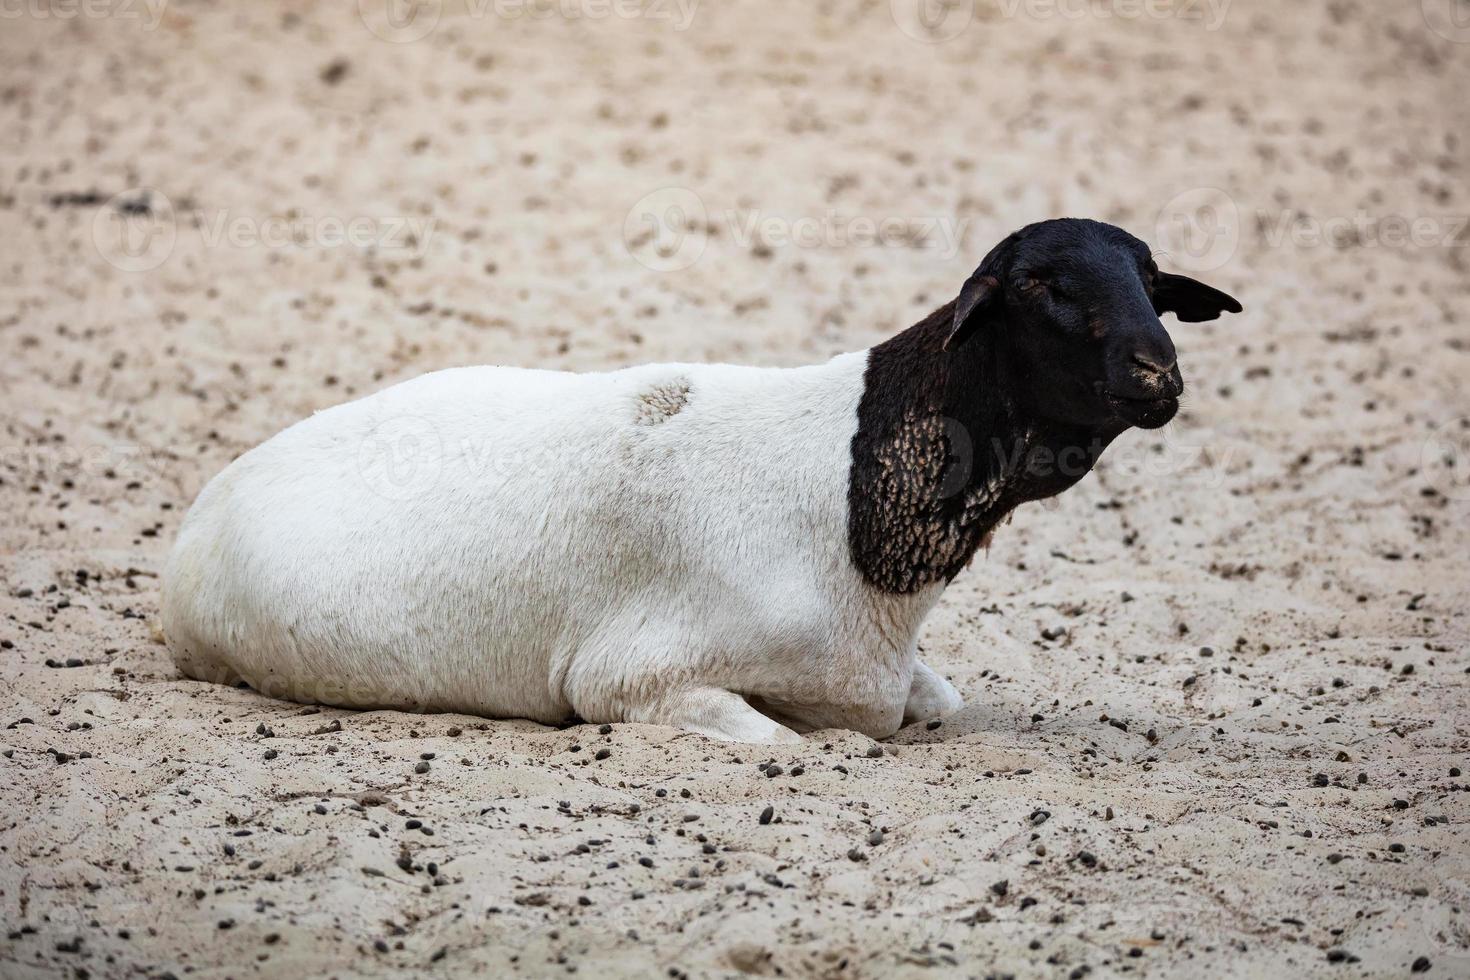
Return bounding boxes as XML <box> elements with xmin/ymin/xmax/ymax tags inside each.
<box><xmin>1132</xmin><ymin>352</ymin><xmax>1177</xmax><ymax>375</ymax></box>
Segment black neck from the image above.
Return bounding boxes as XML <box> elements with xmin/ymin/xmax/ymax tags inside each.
<box><xmin>845</xmin><ymin>302</ymin><xmax>1121</xmax><ymax>594</ymax></box>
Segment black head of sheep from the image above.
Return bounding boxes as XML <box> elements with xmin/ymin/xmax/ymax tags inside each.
<box><xmin>848</xmin><ymin>217</ymin><xmax>1243</xmax><ymax>594</ymax></box>
<box><xmin>946</xmin><ymin>217</ymin><xmax>1241</xmax><ymax>431</ymax></box>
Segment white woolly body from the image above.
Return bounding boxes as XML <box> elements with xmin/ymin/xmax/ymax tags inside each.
<box><xmin>162</xmin><ymin>353</ymin><xmax>963</xmax><ymax>742</ymax></box>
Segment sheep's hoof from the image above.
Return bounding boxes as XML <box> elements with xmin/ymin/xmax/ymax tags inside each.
<box><xmin>904</xmin><ymin>660</ymin><xmax>964</xmax><ymax>725</ymax></box>
<box><xmin>648</xmin><ymin>687</ymin><xmax>805</xmax><ymax>744</ymax></box>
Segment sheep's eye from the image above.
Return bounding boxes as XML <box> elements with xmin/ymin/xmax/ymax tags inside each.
<box><xmin>1029</xmin><ymin>278</ymin><xmax>1071</xmax><ymax>302</ymax></box>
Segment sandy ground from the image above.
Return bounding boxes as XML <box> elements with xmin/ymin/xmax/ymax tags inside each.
<box><xmin>2</xmin><ymin>1</ymin><xmax>1469</xmax><ymax>977</ymax></box>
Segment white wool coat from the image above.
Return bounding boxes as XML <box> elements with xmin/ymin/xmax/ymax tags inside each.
<box><xmin>161</xmin><ymin>353</ymin><xmax>963</xmax><ymax>742</ymax></box>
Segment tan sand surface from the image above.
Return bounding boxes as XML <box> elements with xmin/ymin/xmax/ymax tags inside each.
<box><xmin>2</xmin><ymin>1</ymin><xmax>1467</xmax><ymax>976</ymax></box>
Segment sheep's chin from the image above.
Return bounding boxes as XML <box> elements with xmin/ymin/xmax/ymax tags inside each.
<box><xmin>1106</xmin><ymin>394</ymin><xmax>1178</xmax><ymax>429</ymax></box>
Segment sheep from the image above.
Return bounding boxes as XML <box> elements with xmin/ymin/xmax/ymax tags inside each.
<box><xmin>162</xmin><ymin>218</ymin><xmax>1242</xmax><ymax>743</ymax></box>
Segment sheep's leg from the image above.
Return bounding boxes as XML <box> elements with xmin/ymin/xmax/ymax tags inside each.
<box><xmin>644</xmin><ymin>687</ymin><xmax>803</xmax><ymax>744</ymax></box>
<box><xmin>903</xmin><ymin>659</ymin><xmax>964</xmax><ymax>725</ymax></box>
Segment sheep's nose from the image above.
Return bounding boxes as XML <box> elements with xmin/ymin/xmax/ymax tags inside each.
<box><xmin>1132</xmin><ymin>351</ymin><xmax>1176</xmax><ymax>375</ymax></box>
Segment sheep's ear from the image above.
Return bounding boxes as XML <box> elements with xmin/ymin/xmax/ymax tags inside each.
<box><xmin>1152</xmin><ymin>272</ymin><xmax>1243</xmax><ymax>323</ymax></box>
<box><xmin>945</xmin><ymin>272</ymin><xmax>999</xmax><ymax>350</ymax></box>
